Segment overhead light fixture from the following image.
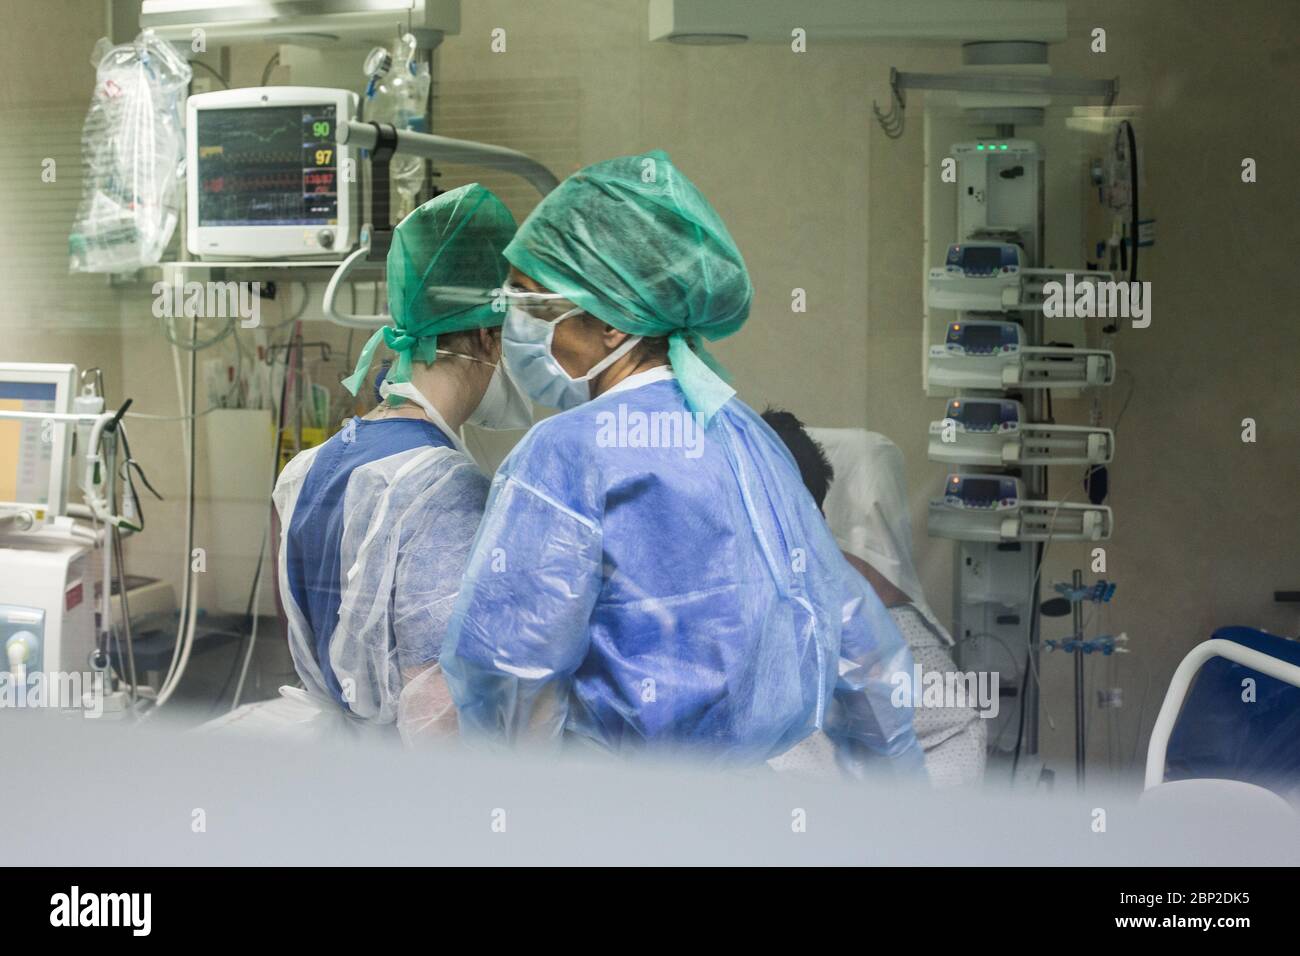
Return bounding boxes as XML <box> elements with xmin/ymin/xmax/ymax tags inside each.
<box><xmin>264</xmin><ymin>32</ymin><xmax>342</xmax><ymax>46</ymax></box>
<box><xmin>649</xmin><ymin>0</ymin><xmax>1068</xmax><ymax>45</ymax></box>
<box><xmin>666</xmin><ymin>33</ymin><xmax>748</xmax><ymax>45</ymax></box>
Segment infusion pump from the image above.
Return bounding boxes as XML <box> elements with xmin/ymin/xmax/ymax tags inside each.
<box><xmin>927</xmin><ymin>241</ymin><xmax>1118</xmax><ymax>315</ymax></box>
<box><xmin>928</xmin><ymin>474</ymin><xmax>1113</xmax><ymax>543</ymax></box>
<box><xmin>927</xmin><ymin>241</ymin><xmax>1023</xmax><ymax>312</ymax></box>
<box><xmin>927</xmin><ymin>320</ymin><xmax>1115</xmax><ymax>390</ymax></box>
<box><xmin>928</xmin><ymin>398</ymin><xmax>1114</xmax><ymax>466</ymax></box>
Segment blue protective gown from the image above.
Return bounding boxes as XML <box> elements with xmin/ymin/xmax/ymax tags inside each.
<box><xmin>273</xmin><ymin>417</ymin><xmax>489</xmax><ymax>728</ymax></box>
<box><xmin>441</xmin><ymin>369</ymin><xmax>922</xmax><ymax>768</ymax></box>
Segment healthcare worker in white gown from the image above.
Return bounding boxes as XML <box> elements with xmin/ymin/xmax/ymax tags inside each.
<box><xmin>270</xmin><ymin>183</ymin><xmax>530</xmax><ymax>745</ymax></box>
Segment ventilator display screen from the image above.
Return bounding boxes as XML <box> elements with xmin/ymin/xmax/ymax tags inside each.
<box><xmin>0</xmin><ymin>381</ymin><xmax>56</xmax><ymax>506</ymax></box>
<box><xmin>195</xmin><ymin>104</ymin><xmax>339</xmax><ymax>226</ymax></box>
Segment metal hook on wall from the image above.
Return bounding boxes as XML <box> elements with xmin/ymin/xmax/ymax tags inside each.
<box><xmin>872</xmin><ymin>67</ymin><xmax>906</xmax><ymax>139</ymax></box>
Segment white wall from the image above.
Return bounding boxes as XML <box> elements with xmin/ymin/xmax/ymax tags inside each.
<box><xmin>0</xmin><ymin>0</ymin><xmax>123</xmax><ymax>382</ymax></box>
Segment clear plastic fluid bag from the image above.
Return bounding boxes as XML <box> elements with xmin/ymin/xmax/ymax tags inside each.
<box><xmin>69</xmin><ymin>30</ymin><xmax>191</xmax><ymax>273</ymax></box>
<box><xmin>363</xmin><ymin>33</ymin><xmax>431</xmax><ymax>219</ymax></box>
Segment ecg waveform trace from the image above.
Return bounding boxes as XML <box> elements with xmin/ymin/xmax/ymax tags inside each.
<box><xmin>196</xmin><ymin>104</ymin><xmax>338</xmax><ymax>226</ymax></box>
<box><xmin>218</xmin><ymin>119</ymin><xmax>298</xmax><ymax>144</ymax></box>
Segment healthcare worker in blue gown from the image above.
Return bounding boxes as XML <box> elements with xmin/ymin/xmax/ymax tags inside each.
<box><xmin>440</xmin><ymin>152</ymin><xmax>922</xmax><ymax>772</ymax></box>
<box><xmin>272</xmin><ymin>183</ymin><xmax>531</xmax><ymax>744</ymax></box>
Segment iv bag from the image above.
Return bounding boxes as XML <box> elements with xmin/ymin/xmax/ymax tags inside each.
<box><xmin>363</xmin><ymin>33</ymin><xmax>432</xmax><ymax>220</ymax></box>
<box><xmin>68</xmin><ymin>30</ymin><xmax>191</xmax><ymax>273</ymax></box>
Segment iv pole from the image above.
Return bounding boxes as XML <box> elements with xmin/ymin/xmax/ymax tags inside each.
<box><xmin>322</xmin><ymin>121</ymin><xmax>559</xmax><ymax>328</ymax></box>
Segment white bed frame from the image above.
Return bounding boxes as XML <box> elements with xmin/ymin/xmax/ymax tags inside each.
<box><xmin>1145</xmin><ymin>637</ymin><xmax>1300</xmax><ymax>790</ymax></box>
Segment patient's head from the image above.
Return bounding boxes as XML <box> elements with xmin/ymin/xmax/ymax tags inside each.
<box><xmin>760</xmin><ymin>406</ymin><xmax>911</xmax><ymax>608</ymax></box>
<box><xmin>761</xmin><ymin>408</ymin><xmax>834</xmax><ymax>512</ymax></box>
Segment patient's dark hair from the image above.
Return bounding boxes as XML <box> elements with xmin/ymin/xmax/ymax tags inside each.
<box><xmin>761</xmin><ymin>407</ymin><xmax>834</xmax><ymax>511</ymax></box>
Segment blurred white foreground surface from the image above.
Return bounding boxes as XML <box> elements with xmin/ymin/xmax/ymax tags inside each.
<box><xmin>4</xmin><ymin>712</ymin><xmax>1296</xmax><ymax>866</ymax></box>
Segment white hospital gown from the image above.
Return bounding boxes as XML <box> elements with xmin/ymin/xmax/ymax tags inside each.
<box><xmin>890</xmin><ymin>604</ymin><xmax>987</xmax><ymax>788</ymax></box>
<box><xmin>769</xmin><ymin>603</ymin><xmax>987</xmax><ymax>787</ymax></box>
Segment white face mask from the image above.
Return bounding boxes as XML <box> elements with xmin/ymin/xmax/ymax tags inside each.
<box><xmin>417</xmin><ymin>345</ymin><xmax>532</xmax><ymax>431</ymax></box>
<box><xmin>465</xmin><ymin>359</ymin><xmax>533</xmax><ymax>430</ymax></box>
<box><xmin>377</xmin><ymin>346</ymin><xmax>532</xmax><ymax>452</ymax></box>
<box><xmin>500</xmin><ymin>305</ymin><xmax>643</xmax><ymax>411</ymax></box>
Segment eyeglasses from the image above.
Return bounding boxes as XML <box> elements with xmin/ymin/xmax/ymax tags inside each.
<box><xmin>500</xmin><ymin>282</ymin><xmax>581</xmax><ymax>321</ymax></box>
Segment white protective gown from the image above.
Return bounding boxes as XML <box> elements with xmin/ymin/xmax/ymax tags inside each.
<box><xmin>270</xmin><ymin>415</ymin><xmax>488</xmax><ymax>744</ymax></box>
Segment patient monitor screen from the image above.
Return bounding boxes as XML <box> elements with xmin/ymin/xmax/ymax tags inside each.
<box><xmin>0</xmin><ymin>381</ymin><xmax>56</xmax><ymax>505</ymax></box>
<box><xmin>196</xmin><ymin>104</ymin><xmax>339</xmax><ymax>226</ymax></box>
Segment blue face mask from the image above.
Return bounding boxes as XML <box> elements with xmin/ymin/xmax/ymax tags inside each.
<box><xmin>501</xmin><ymin>305</ymin><xmax>643</xmax><ymax>411</ymax></box>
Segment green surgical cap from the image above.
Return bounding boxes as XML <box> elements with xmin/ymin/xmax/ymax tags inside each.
<box><xmin>503</xmin><ymin>150</ymin><xmax>752</xmax><ymax>422</ymax></box>
<box><xmin>342</xmin><ymin>182</ymin><xmax>516</xmax><ymax>396</ymax></box>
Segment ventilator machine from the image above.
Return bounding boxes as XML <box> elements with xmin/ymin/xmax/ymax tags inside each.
<box><xmin>0</xmin><ymin>364</ymin><xmax>140</xmax><ymax>713</ymax></box>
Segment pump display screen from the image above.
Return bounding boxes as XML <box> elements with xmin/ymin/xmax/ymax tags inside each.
<box><xmin>961</xmin><ymin>246</ymin><xmax>1003</xmax><ymax>272</ymax></box>
<box><xmin>952</xmin><ymin>323</ymin><xmax>1013</xmax><ymax>350</ymax></box>
<box><xmin>961</xmin><ymin>478</ymin><xmax>1003</xmax><ymax>500</ymax></box>
<box><xmin>196</xmin><ymin>105</ymin><xmax>339</xmax><ymax>226</ymax></box>
<box><xmin>953</xmin><ymin>477</ymin><xmax>1016</xmax><ymax>507</ymax></box>
<box><xmin>955</xmin><ymin>401</ymin><xmax>1004</xmax><ymax>428</ymax></box>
